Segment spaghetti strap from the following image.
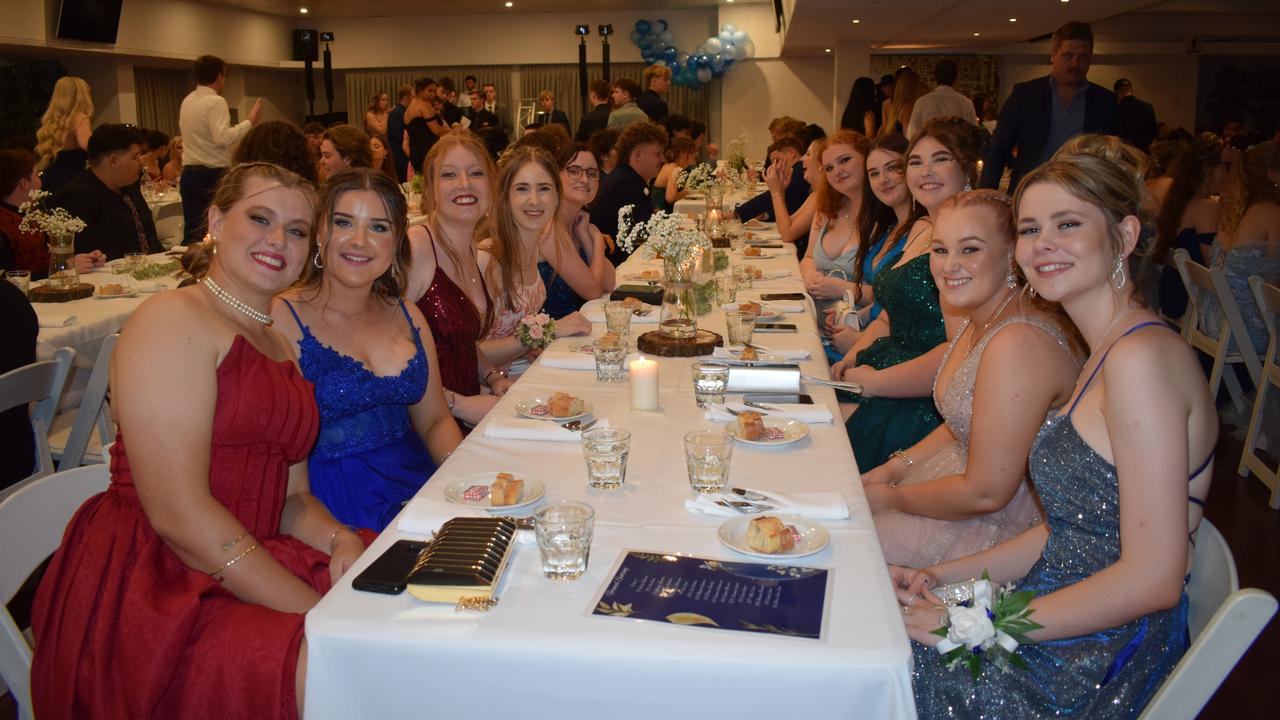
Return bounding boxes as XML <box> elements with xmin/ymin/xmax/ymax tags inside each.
<box><xmin>280</xmin><ymin>298</ymin><xmax>306</xmax><ymax>334</ymax></box>
<box><xmin>424</xmin><ymin>225</ymin><xmax>440</xmax><ymax>264</ymax></box>
<box><xmin>1066</xmin><ymin>321</ymin><xmax>1170</xmax><ymax>416</ymax></box>
<box><xmin>396</xmin><ymin>299</ymin><xmax>426</xmax><ymax>353</ymax></box>
<box><xmin>1188</xmin><ymin>449</ymin><xmax>1214</xmax><ymax>480</ymax></box>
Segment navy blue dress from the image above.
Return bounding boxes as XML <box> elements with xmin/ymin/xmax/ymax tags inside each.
<box><xmin>538</xmin><ymin>244</ymin><xmax>590</xmax><ymax>319</ymax></box>
<box><xmin>282</xmin><ymin>299</ymin><xmax>437</xmax><ymax>530</ymax></box>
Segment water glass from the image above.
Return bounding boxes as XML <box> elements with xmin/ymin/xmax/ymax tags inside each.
<box><xmin>714</xmin><ymin>272</ymin><xmax>737</xmax><ymax>305</ymax></box>
<box><xmin>732</xmin><ymin>264</ymin><xmax>754</xmax><ymax>291</ymax></box>
<box><xmin>603</xmin><ymin>300</ymin><xmax>633</xmax><ymax>335</ymax></box>
<box><xmin>690</xmin><ymin>362</ymin><xmax>730</xmax><ymax>408</ymax></box>
<box><xmin>725</xmin><ymin>310</ymin><xmax>758</xmax><ymax>347</ymax></box>
<box><xmin>534</xmin><ymin>501</ymin><xmax>595</xmax><ymax>581</ymax></box>
<box><xmin>124</xmin><ymin>252</ymin><xmax>146</xmax><ymax>269</ymax></box>
<box><xmin>592</xmin><ymin>337</ymin><xmax>627</xmax><ymax>382</ymax></box>
<box><xmin>582</xmin><ymin>427</ymin><xmax>631</xmax><ymax>490</ymax></box>
<box><xmin>684</xmin><ymin>430</ymin><xmax>734</xmax><ymax>494</ymax></box>
<box><xmin>6</xmin><ymin>270</ymin><xmax>31</xmax><ymax>297</ymax></box>
<box><xmin>728</xmin><ymin>232</ymin><xmax>746</xmax><ymax>253</ymax></box>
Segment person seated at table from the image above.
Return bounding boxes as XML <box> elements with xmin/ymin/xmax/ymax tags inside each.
<box><xmin>860</xmin><ymin>189</ymin><xmax>1079</xmax><ymax>568</ymax></box>
<box><xmin>587</xmin><ymin>127</ymin><xmax>620</xmax><ymax>175</ymax></box>
<box><xmin>140</xmin><ymin>128</ymin><xmax>170</xmax><ymax>183</ymax></box>
<box><xmin>1150</xmin><ymin>135</ymin><xmax>1225</xmax><ymax>320</ymax></box>
<box><xmin>898</xmin><ymin>151</ymin><xmax>1216</xmax><ymax>720</ymax></box>
<box><xmin>530</xmin><ymin>90</ymin><xmax>571</xmax><ymax>132</ymax></box>
<box><xmin>162</xmin><ymin>135</ymin><xmax>184</xmax><ymax>184</ymax></box>
<box><xmin>34</xmin><ymin>75</ymin><xmax>94</xmax><ymax>196</ymax></box>
<box><xmin>832</xmin><ymin>118</ymin><xmax>986</xmax><ymax>471</ymax></box>
<box><xmin>591</xmin><ymin>121</ymin><xmax>668</xmax><ymax>265</ymax></box>
<box><xmin>0</xmin><ymin>148</ymin><xmax>104</xmax><ymax>277</ymax></box>
<box><xmin>51</xmin><ymin>123</ymin><xmax>159</xmax><ymax>260</ymax></box>
<box><xmin>318</xmin><ymin>124</ymin><xmax>373</xmax><ymax>183</ymax></box>
<box><xmin>764</xmin><ymin>137</ymin><xmax>825</xmax><ymax>257</ymax></box>
<box><xmin>735</xmin><ymin>134</ymin><xmax>810</xmax><ymax>223</ymax></box>
<box><xmin>369</xmin><ymin>134</ymin><xmax>397</xmax><ymax>180</ymax></box>
<box><xmin>233</xmin><ymin>120</ymin><xmax>320</xmax><ymax>185</ymax></box>
<box><xmin>539</xmin><ymin>143</ymin><xmax>616</xmax><ymax>319</ymax></box>
<box><xmin>31</xmin><ymin>162</ymin><xmax>370</xmax><ymax>720</ymax></box>
<box><xmin>653</xmin><ymin>137</ymin><xmax>696</xmax><ymax>213</ymax></box>
<box><xmin>302</xmin><ymin>121</ymin><xmax>325</xmax><ymax>161</ymax></box>
<box><xmin>480</xmin><ymin>147</ymin><xmax>590</xmax><ymax>368</ymax></box>
<box><xmin>0</xmin><ymin>277</ymin><xmax>38</xmax><ymax>491</ymax></box>
<box><xmin>272</xmin><ymin>168</ymin><xmax>461</xmax><ymax>530</ymax></box>
<box><xmin>825</xmin><ymin>133</ymin><xmax>918</xmax><ymax>352</ymax></box>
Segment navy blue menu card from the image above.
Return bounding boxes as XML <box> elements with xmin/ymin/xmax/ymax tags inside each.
<box><xmin>592</xmin><ymin>551</ymin><xmax>828</xmax><ymax>639</ymax></box>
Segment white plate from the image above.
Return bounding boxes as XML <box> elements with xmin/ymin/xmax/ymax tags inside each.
<box><xmin>443</xmin><ymin>471</ymin><xmax>546</xmax><ymax>511</ymax></box>
<box><xmin>741</xmin><ymin>220</ymin><xmax>774</xmax><ymax>231</ymax></box>
<box><xmin>717</xmin><ymin>514</ymin><xmax>830</xmax><ymax>559</ymax></box>
<box><xmin>515</xmin><ymin>396</ymin><xmax>593</xmax><ymax>422</ymax></box>
<box><xmin>95</xmin><ymin>289</ymin><xmax>139</xmax><ymax>299</ymax></box>
<box><xmin>727</xmin><ymin>417</ymin><xmax>810</xmax><ymax>447</ymax></box>
<box><xmin>735</xmin><ymin>249</ymin><xmax>786</xmax><ymax>259</ymax></box>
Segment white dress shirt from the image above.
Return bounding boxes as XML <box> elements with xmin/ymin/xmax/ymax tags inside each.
<box><xmin>179</xmin><ymin>85</ymin><xmax>251</xmax><ymax>168</ymax></box>
<box><xmin>906</xmin><ymin>85</ymin><xmax>978</xmax><ymax>138</ymax></box>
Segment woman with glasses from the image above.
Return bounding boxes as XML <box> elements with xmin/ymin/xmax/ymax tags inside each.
<box><xmin>538</xmin><ymin>143</ymin><xmax>617</xmax><ymax>318</ymax></box>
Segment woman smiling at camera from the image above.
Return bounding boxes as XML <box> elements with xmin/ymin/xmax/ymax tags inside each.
<box><xmin>860</xmin><ymin>189</ymin><xmax>1079</xmax><ymax>568</ymax></box>
<box><xmin>480</xmin><ymin>147</ymin><xmax>590</xmax><ymax>368</ymax></box>
<box><xmin>898</xmin><ymin>150</ymin><xmax>1216</xmax><ymax>718</ymax></box>
<box><xmin>538</xmin><ymin>142</ymin><xmax>617</xmax><ymax>318</ymax></box>
<box><xmin>273</xmin><ymin>168</ymin><xmax>461</xmax><ymax>531</ymax></box>
<box><xmin>32</xmin><ymin>163</ymin><xmax>366</xmax><ymax>720</ymax></box>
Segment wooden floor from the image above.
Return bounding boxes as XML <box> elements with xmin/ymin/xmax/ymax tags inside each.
<box><xmin>3</xmin><ymin>423</ymin><xmax>1276</xmax><ymax>718</ymax></box>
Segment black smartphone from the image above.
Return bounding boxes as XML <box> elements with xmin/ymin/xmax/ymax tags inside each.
<box><xmin>760</xmin><ymin>293</ymin><xmax>805</xmax><ymax>301</ymax></box>
<box><xmin>754</xmin><ymin>322</ymin><xmax>797</xmax><ymax>333</ymax></box>
<box><xmin>744</xmin><ymin>393</ymin><xmax>814</xmax><ymax>405</ymax></box>
<box><xmin>352</xmin><ymin>539</ymin><xmax>427</xmax><ymax>594</ymax></box>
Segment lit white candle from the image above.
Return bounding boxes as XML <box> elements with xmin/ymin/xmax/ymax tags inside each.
<box><xmin>629</xmin><ymin>355</ymin><xmax>659</xmax><ymax>411</ymax></box>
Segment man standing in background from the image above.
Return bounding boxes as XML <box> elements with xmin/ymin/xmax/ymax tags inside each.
<box><xmin>387</xmin><ymin>84</ymin><xmax>412</xmax><ymax>182</ymax></box>
<box><xmin>907</xmin><ymin>60</ymin><xmax>977</xmax><ymax>138</ymax></box>
<box><xmin>1114</xmin><ymin>78</ymin><xmax>1158</xmax><ymax>152</ymax></box>
<box><xmin>179</xmin><ymin>54</ymin><xmax>261</xmax><ymax>244</ymax></box>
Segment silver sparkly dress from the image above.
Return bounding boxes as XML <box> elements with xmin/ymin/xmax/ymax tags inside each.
<box><xmin>911</xmin><ymin>322</ymin><xmax>1191</xmax><ymax>718</ymax></box>
<box><xmin>874</xmin><ymin>316</ymin><xmax>1064</xmax><ymax>568</ymax></box>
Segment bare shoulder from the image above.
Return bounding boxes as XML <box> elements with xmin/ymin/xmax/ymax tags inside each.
<box><xmin>269</xmin><ymin>292</ymin><xmax>304</xmax><ymax>342</ymax></box>
<box><xmin>1103</xmin><ymin>322</ymin><xmax>1204</xmax><ymax>400</ymax></box>
<box><xmin>981</xmin><ymin>319</ymin><xmax>1077</xmax><ymax>387</ymax></box>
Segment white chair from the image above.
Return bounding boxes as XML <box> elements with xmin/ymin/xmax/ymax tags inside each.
<box><xmin>1173</xmin><ymin>249</ymin><xmax>1261</xmax><ymax>418</ymax></box>
<box><xmin>0</xmin><ymin>463</ymin><xmax>110</xmax><ymax>720</ymax></box>
<box><xmin>0</xmin><ymin>348</ymin><xmax>75</xmax><ymax>501</ymax></box>
<box><xmin>49</xmin><ymin>334</ymin><xmax>118</xmax><ymax>471</ymax></box>
<box><xmin>1238</xmin><ymin>276</ymin><xmax>1280</xmax><ymax>509</ymax></box>
<box><xmin>1138</xmin><ymin>519</ymin><xmax>1278</xmax><ymax>719</ymax></box>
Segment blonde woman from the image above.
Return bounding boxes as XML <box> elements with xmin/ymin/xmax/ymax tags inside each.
<box><xmin>365</xmin><ymin>91</ymin><xmax>390</xmax><ymax>138</ymax></box>
<box><xmin>162</xmin><ymin>136</ymin><xmax>184</xmax><ymax>184</ymax></box>
<box><xmin>35</xmin><ymin>76</ymin><xmax>94</xmax><ymax>194</ymax></box>
<box><xmin>881</xmin><ymin>68</ymin><xmax>926</xmax><ymax>138</ymax></box>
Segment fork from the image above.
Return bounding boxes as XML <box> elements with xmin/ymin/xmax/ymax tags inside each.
<box><xmin>560</xmin><ymin>418</ymin><xmax>599</xmax><ymax>432</ymax></box>
<box><xmin>715</xmin><ymin>499</ymin><xmax>774</xmax><ymax>514</ymax></box>
<box><xmin>722</xmin><ymin>406</ymin><xmax>768</xmax><ymax>417</ymax></box>
<box><xmin>743</xmin><ymin>399</ymin><xmax>784</xmax><ymax>412</ymax></box>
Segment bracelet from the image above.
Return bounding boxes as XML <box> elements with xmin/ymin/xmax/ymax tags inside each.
<box><xmin>221</xmin><ymin>532</ymin><xmax>248</xmax><ymax>552</ymax></box>
<box><xmin>483</xmin><ymin>367</ymin><xmax>507</xmax><ymax>386</ymax></box>
<box><xmin>208</xmin><ymin>542</ymin><xmax>259</xmax><ymax>581</ymax></box>
<box><xmin>889</xmin><ymin>450</ymin><xmax>913</xmax><ymax>487</ymax></box>
<box><xmin>328</xmin><ymin>525</ymin><xmax>358</xmax><ymax>554</ymax></box>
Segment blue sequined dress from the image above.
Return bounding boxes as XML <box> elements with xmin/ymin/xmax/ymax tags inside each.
<box><xmin>911</xmin><ymin>323</ymin><xmax>1202</xmax><ymax>719</ymax></box>
<box><xmin>281</xmin><ymin>299</ymin><xmax>437</xmax><ymax>531</ymax></box>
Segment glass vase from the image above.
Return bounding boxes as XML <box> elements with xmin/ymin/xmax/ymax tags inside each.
<box><xmin>47</xmin><ymin>232</ymin><xmax>79</xmax><ymax>290</ymax></box>
<box><xmin>660</xmin><ymin>257</ymin><xmax>698</xmax><ymax>339</ymax></box>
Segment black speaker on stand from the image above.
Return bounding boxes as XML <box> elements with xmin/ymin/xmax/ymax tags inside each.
<box><xmin>577</xmin><ymin>34</ymin><xmax>589</xmax><ymax>115</ymax></box>
<box><xmin>599</xmin><ymin>25</ymin><xmax>612</xmax><ymax>82</ymax></box>
<box><xmin>304</xmin><ymin>59</ymin><xmax>316</xmax><ymax>118</ymax></box>
<box><xmin>322</xmin><ymin>43</ymin><xmax>334</xmax><ymax>120</ymax></box>
<box><xmin>293</xmin><ymin>29</ymin><xmax>319</xmax><ymax>61</ymax></box>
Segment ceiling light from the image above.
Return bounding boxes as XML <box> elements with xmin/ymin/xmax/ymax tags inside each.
<box><xmin>973</xmin><ymin>32</ymin><xmax>981</xmax><ymax>37</ymax></box>
<box><xmin>299</xmin><ymin>6</ymin><xmax>308</xmax><ymax>12</ymax></box>
<box><xmin>824</xmin><ymin>48</ymin><xmax>831</xmax><ymax>53</ymax></box>
<box><xmin>505</xmin><ymin>1</ymin><xmax>513</xmax><ymax>6</ymax></box>
<box><xmin>1009</xmin><ymin>18</ymin><xmax>1017</xmax><ymax>22</ymax></box>
<box><xmin>852</xmin><ymin>19</ymin><xmax>860</xmax><ymax>24</ymax></box>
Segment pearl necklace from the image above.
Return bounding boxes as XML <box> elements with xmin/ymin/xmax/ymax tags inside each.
<box><xmin>202</xmin><ymin>277</ymin><xmax>273</xmax><ymax>325</ymax></box>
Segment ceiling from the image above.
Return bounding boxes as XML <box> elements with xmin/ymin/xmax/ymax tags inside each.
<box><xmin>212</xmin><ymin>0</ymin><xmax>735</xmax><ymax>18</ymax></box>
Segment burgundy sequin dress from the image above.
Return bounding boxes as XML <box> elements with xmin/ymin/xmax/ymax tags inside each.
<box><xmin>414</xmin><ymin>229</ymin><xmax>485</xmax><ymax>397</ymax></box>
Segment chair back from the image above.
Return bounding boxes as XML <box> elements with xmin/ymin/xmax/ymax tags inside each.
<box><xmin>0</xmin><ymin>463</ymin><xmax>110</xmax><ymax>720</ymax></box>
<box><xmin>1172</xmin><ymin>250</ymin><xmax>1255</xmax><ymax>415</ymax></box>
<box><xmin>1138</xmin><ymin>519</ymin><xmax>1278</xmax><ymax>719</ymax></box>
<box><xmin>56</xmin><ymin>334</ymin><xmax>119</xmax><ymax>471</ymax></box>
<box><xmin>0</xmin><ymin>348</ymin><xmax>75</xmax><ymax>494</ymax></box>
<box><xmin>1238</xmin><ymin>277</ymin><xmax>1280</xmax><ymax>508</ymax></box>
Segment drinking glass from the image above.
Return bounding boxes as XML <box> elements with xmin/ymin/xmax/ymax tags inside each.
<box><xmin>592</xmin><ymin>338</ymin><xmax>627</xmax><ymax>383</ymax></box>
<box><xmin>124</xmin><ymin>252</ymin><xmax>147</xmax><ymax>270</ymax></box>
<box><xmin>732</xmin><ymin>264</ymin><xmax>754</xmax><ymax>291</ymax></box>
<box><xmin>714</xmin><ymin>272</ymin><xmax>737</xmax><ymax>305</ymax></box>
<box><xmin>690</xmin><ymin>362</ymin><xmax>730</xmax><ymax>408</ymax></box>
<box><xmin>534</xmin><ymin>501</ymin><xmax>595</xmax><ymax>581</ymax></box>
<box><xmin>725</xmin><ymin>310</ymin><xmax>758</xmax><ymax>347</ymax></box>
<box><xmin>728</xmin><ymin>231</ymin><xmax>746</xmax><ymax>253</ymax></box>
<box><xmin>6</xmin><ymin>270</ymin><xmax>31</xmax><ymax>298</ymax></box>
<box><xmin>603</xmin><ymin>300</ymin><xmax>633</xmax><ymax>336</ymax></box>
<box><xmin>582</xmin><ymin>427</ymin><xmax>631</xmax><ymax>490</ymax></box>
<box><xmin>684</xmin><ymin>430</ymin><xmax>734</xmax><ymax>494</ymax></box>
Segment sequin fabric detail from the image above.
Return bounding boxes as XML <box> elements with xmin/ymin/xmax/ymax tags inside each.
<box><xmin>416</xmin><ymin>262</ymin><xmax>484</xmax><ymax>397</ymax></box>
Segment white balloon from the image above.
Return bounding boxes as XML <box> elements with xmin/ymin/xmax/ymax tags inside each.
<box><xmin>743</xmin><ymin>37</ymin><xmax>756</xmax><ymax>59</ymax></box>
<box><xmin>696</xmin><ymin>67</ymin><xmax>712</xmax><ymax>83</ymax></box>
<box><xmin>705</xmin><ymin>37</ymin><xmax>723</xmax><ymax>53</ymax></box>
<box><xmin>660</xmin><ymin>31</ymin><xmax>674</xmax><ymax>46</ymax></box>
<box><xmin>732</xmin><ymin>30</ymin><xmax>747</xmax><ymax>45</ymax></box>
<box><xmin>722</xmin><ymin>42</ymin><xmax>738</xmax><ymax>60</ymax></box>
<box><xmin>721</xmin><ymin>23</ymin><xmax>737</xmax><ymax>35</ymax></box>
<box><xmin>719</xmin><ymin>30</ymin><xmax>733</xmax><ymax>44</ymax></box>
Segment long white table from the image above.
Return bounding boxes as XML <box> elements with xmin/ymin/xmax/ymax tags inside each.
<box><xmin>303</xmin><ymin>249</ymin><xmax>916</xmax><ymax>718</ymax></box>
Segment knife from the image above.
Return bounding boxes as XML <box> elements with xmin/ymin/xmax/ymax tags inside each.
<box><xmin>731</xmin><ymin>487</ymin><xmax>775</xmax><ymax>503</ymax></box>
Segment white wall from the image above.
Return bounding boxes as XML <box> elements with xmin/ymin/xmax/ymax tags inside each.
<box><xmin>720</xmin><ymin>57</ymin><xmax>834</xmax><ymax>158</ymax></box>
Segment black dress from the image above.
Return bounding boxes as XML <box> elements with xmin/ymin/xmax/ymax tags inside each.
<box><xmin>407</xmin><ymin>117</ymin><xmax>432</xmax><ymax>174</ymax></box>
<box><xmin>0</xmin><ymin>279</ymin><xmax>38</xmax><ymax>489</ymax></box>
<box><xmin>40</xmin><ymin>150</ymin><xmax>88</xmax><ymax>196</ymax></box>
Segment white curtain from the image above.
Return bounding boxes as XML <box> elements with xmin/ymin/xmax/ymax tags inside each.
<box><xmin>133</xmin><ymin>67</ymin><xmax>189</xmax><ymax>136</ymax></box>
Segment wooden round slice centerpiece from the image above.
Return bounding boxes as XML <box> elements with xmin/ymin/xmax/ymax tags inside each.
<box><xmin>636</xmin><ymin>329</ymin><xmax>723</xmax><ymax>357</ymax></box>
<box><xmin>30</xmin><ymin>283</ymin><xmax>94</xmax><ymax>303</ymax></box>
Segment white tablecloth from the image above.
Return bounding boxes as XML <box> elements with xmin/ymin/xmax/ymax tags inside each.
<box><xmin>304</xmin><ymin>250</ymin><xmax>916</xmax><ymax>719</ymax></box>
<box><xmin>673</xmin><ymin>188</ymin><xmax>757</xmax><ymax>217</ymax></box>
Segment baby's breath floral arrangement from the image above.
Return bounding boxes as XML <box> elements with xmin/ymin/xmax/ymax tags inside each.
<box><xmin>19</xmin><ymin>189</ymin><xmax>86</xmax><ymax>239</ymax></box>
<box><xmin>616</xmin><ymin>206</ymin><xmax>711</xmax><ymax>273</ymax></box>
<box><xmin>678</xmin><ymin>161</ymin><xmax>748</xmax><ymax>198</ymax></box>
<box><xmin>725</xmin><ymin>135</ymin><xmax>749</xmax><ymax>173</ymax></box>
<box><xmin>516</xmin><ymin>312</ymin><xmax>556</xmax><ymax>350</ymax></box>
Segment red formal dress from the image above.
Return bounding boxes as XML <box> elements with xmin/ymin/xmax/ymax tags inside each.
<box><xmin>31</xmin><ymin>336</ymin><xmax>327</xmax><ymax>720</ymax></box>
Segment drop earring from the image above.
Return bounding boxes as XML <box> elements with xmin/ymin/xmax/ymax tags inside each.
<box><xmin>1111</xmin><ymin>257</ymin><xmax>1126</xmax><ymax>289</ymax></box>
<box><xmin>313</xmin><ymin>244</ymin><xmax>325</xmax><ymax>270</ymax></box>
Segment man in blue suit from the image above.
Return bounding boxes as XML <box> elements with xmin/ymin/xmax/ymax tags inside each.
<box><xmin>734</xmin><ymin>134</ymin><xmax>809</xmax><ymax>223</ymax></box>
<box><xmin>980</xmin><ymin>21</ymin><xmax>1119</xmax><ymax>193</ymax></box>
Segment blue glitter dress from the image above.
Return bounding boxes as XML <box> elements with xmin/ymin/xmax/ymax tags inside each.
<box><xmin>911</xmin><ymin>322</ymin><xmax>1208</xmax><ymax>718</ymax></box>
<box><xmin>281</xmin><ymin>299</ymin><xmax>437</xmax><ymax>531</ymax></box>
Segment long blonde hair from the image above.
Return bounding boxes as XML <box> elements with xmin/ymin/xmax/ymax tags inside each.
<box><xmin>489</xmin><ymin>146</ymin><xmax>560</xmax><ymax>313</ymax></box>
<box><xmin>35</xmin><ymin>77</ymin><xmax>94</xmax><ymax>171</ymax></box>
<box><xmin>883</xmin><ymin>69</ymin><xmax>925</xmax><ymax>137</ymax></box>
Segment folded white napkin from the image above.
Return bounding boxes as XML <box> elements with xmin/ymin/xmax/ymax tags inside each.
<box><xmin>38</xmin><ymin>312</ymin><xmax>77</xmax><ymax>328</ymax></box>
<box><xmin>539</xmin><ymin>351</ymin><xmax>597</xmax><ymax>371</ymax></box>
<box><xmin>721</xmin><ymin>301</ymin><xmax>805</xmax><ymax>314</ymax></box>
<box><xmin>684</xmin><ymin>489</ymin><xmax>849</xmax><ymax>520</ymax></box>
<box><xmin>581</xmin><ymin>299</ymin><xmax>659</xmax><ymax>324</ymax></box>
<box><xmin>704</xmin><ymin>402</ymin><xmax>833</xmax><ymax>424</ymax></box>
<box><xmin>483</xmin><ymin>417</ymin><xmax>607</xmax><ymax>442</ymax></box>
<box><xmin>711</xmin><ymin>346</ymin><xmax>811</xmax><ymax>361</ymax></box>
<box><xmin>398</xmin><ymin>497</ymin><xmax>535</xmax><ymax>543</ymax></box>
<box><xmin>750</xmin><ymin>270</ymin><xmax>793</xmax><ymax>281</ymax></box>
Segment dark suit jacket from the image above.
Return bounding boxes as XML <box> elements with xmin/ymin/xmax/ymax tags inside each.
<box><xmin>575</xmin><ymin>104</ymin><xmax>612</xmax><ymax>142</ymax></box>
<box><xmin>464</xmin><ymin>107</ymin><xmax>500</xmax><ymax>131</ymax></box>
<box><xmin>636</xmin><ymin>90</ymin><xmax>669</xmax><ymax>122</ymax></box>
<box><xmin>442</xmin><ymin>101</ymin><xmax>465</xmax><ymax>127</ymax></box>
<box><xmin>52</xmin><ymin>170</ymin><xmax>159</xmax><ymax>260</ymax></box>
<box><xmin>980</xmin><ymin>75</ymin><xmax>1120</xmax><ymax>192</ymax></box>
<box><xmin>532</xmin><ymin>109</ymin><xmax>570</xmax><ymax>132</ymax></box>
<box><xmin>387</xmin><ymin>103</ymin><xmax>409</xmax><ymax>182</ymax></box>
<box><xmin>590</xmin><ymin>164</ymin><xmax>652</xmax><ymax>266</ymax></box>
<box><xmin>734</xmin><ymin>161</ymin><xmax>809</xmax><ymax>223</ymax></box>
<box><xmin>1117</xmin><ymin>95</ymin><xmax>1157</xmax><ymax>153</ymax></box>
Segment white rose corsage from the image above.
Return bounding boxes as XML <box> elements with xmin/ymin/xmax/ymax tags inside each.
<box><xmin>516</xmin><ymin>313</ymin><xmax>556</xmax><ymax>350</ymax></box>
<box><xmin>932</xmin><ymin>572</ymin><xmax>1042</xmax><ymax>679</ymax></box>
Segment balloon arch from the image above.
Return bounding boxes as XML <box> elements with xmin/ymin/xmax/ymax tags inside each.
<box><xmin>629</xmin><ymin>19</ymin><xmax>757</xmax><ymax>88</ymax></box>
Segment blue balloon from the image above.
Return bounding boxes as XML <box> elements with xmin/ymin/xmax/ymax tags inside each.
<box><xmin>711</xmin><ymin>67</ymin><xmax>725</xmax><ymax>80</ymax></box>
<box><xmin>711</xmin><ymin>54</ymin><xmax>725</xmax><ymax>71</ymax></box>
<box><xmin>630</xmin><ymin>30</ymin><xmax>643</xmax><ymax>45</ymax></box>
<box><xmin>723</xmin><ymin>57</ymin><xmax>734</xmax><ymax>68</ymax></box>
<box><xmin>663</xmin><ymin>46</ymin><xmax>678</xmax><ymax>62</ymax></box>
<box><xmin>657</xmin><ymin>19</ymin><xmax>669</xmax><ymax>32</ymax></box>
<box><xmin>635</xmin><ymin>20</ymin><xmax>651</xmax><ymax>35</ymax></box>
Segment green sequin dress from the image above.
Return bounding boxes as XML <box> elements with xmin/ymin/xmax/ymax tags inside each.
<box><xmin>844</xmin><ymin>253</ymin><xmax>946</xmax><ymax>470</ymax></box>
